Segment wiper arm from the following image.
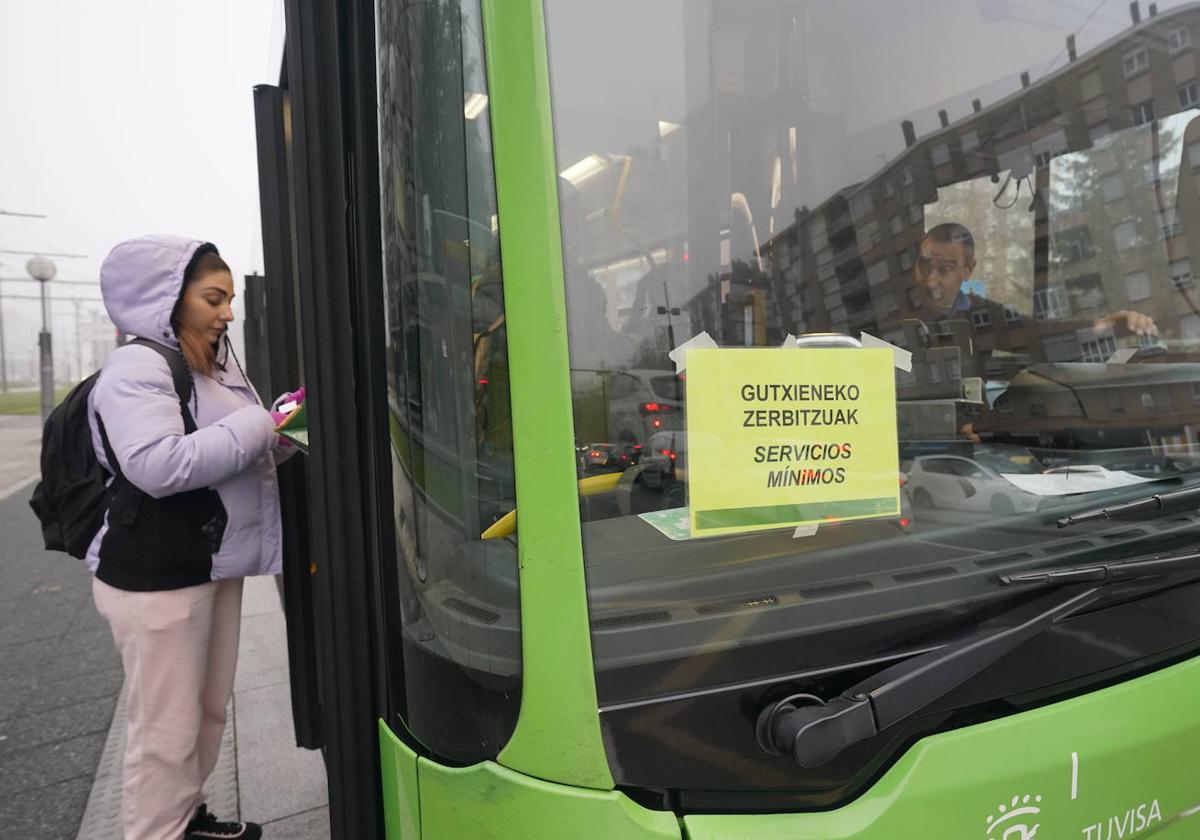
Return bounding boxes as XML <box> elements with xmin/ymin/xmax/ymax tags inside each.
<box><xmin>1000</xmin><ymin>548</ymin><xmax>1200</xmax><ymax>585</ymax></box>
<box><xmin>1056</xmin><ymin>482</ymin><xmax>1200</xmax><ymax>528</ymax></box>
<box><xmin>756</xmin><ymin>551</ymin><xmax>1200</xmax><ymax>768</ymax></box>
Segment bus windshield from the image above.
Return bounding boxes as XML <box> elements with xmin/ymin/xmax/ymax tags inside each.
<box><xmin>544</xmin><ymin>0</ymin><xmax>1200</xmax><ymax>721</ymax></box>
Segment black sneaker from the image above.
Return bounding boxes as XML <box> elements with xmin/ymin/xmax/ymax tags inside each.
<box><xmin>183</xmin><ymin>804</ymin><xmax>263</xmax><ymax>839</ymax></box>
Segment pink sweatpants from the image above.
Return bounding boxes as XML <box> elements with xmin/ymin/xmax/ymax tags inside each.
<box><xmin>93</xmin><ymin>576</ymin><xmax>244</xmax><ymax>840</ymax></box>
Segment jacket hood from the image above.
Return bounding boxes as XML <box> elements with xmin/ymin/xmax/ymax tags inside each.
<box><xmin>100</xmin><ymin>235</ymin><xmax>212</xmax><ymax>348</ymax></box>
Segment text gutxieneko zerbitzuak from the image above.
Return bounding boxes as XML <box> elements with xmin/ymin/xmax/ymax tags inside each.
<box><xmin>740</xmin><ymin>383</ymin><xmax>861</xmax><ymax>428</ymax></box>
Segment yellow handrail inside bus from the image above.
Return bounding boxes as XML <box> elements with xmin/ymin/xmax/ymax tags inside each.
<box><xmin>481</xmin><ymin>471</ymin><xmax>624</xmax><ymax>540</ymax></box>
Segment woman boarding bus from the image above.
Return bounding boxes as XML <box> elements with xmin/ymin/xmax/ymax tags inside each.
<box><xmin>90</xmin><ymin>237</ymin><xmax>298</xmax><ymax>840</ymax></box>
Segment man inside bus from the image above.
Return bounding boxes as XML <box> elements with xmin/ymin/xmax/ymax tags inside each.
<box><xmin>914</xmin><ymin>221</ymin><xmax>1159</xmax><ymax>338</ymax></box>
<box><xmin>906</xmin><ymin>221</ymin><xmax>1160</xmax><ymax>443</ymax></box>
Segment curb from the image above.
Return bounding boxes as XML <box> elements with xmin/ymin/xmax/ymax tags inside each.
<box><xmin>0</xmin><ymin>474</ymin><xmax>39</xmax><ymax>503</ymax></box>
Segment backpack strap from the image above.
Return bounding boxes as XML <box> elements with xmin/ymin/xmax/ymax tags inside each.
<box><xmin>128</xmin><ymin>338</ymin><xmax>197</xmax><ymax>433</ymax></box>
<box><xmin>97</xmin><ymin>414</ymin><xmax>124</xmax><ymax>485</ymax></box>
<box><xmin>96</xmin><ymin>339</ymin><xmax>198</xmax><ymax>481</ymax></box>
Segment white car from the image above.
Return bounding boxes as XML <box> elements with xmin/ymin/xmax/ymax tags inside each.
<box><xmin>904</xmin><ymin>451</ymin><xmax>1043</xmax><ymax>515</ymax></box>
<box><xmin>605</xmin><ymin>369</ymin><xmax>685</xmax><ymax>444</ymax></box>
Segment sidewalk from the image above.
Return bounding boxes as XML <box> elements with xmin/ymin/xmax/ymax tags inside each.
<box><xmin>0</xmin><ymin>415</ymin><xmax>42</xmax><ymax>499</ymax></box>
<box><xmin>230</xmin><ymin>577</ymin><xmax>330</xmax><ymax>836</ymax></box>
<box><xmin>0</xmin><ymin>423</ymin><xmax>330</xmax><ymax>838</ymax></box>
<box><xmin>0</xmin><ymin>483</ymin><xmax>124</xmax><ymax>838</ymax></box>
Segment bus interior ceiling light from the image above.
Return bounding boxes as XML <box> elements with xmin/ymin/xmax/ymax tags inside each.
<box><xmin>560</xmin><ymin>154</ymin><xmax>612</xmax><ymax>186</ymax></box>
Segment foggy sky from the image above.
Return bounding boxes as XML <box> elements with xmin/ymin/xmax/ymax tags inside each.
<box><xmin>0</xmin><ymin>0</ymin><xmax>284</xmax><ymax>373</ymax></box>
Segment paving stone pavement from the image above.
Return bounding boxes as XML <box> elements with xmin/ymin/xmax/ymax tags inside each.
<box><xmin>0</xmin><ymin>415</ymin><xmax>42</xmax><ymax>500</ymax></box>
<box><xmin>0</xmin><ymin>484</ymin><xmax>123</xmax><ymax>838</ymax></box>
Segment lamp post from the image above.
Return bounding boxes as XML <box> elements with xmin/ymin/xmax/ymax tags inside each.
<box><xmin>26</xmin><ymin>256</ymin><xmax>57</xmax><ymax>421</ymax></box>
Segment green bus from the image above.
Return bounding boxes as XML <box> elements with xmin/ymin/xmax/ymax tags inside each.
<box><xmin>250</xmin><ymin>0</ymin><xmax>1200</xmax><ymax>836</ymax></box>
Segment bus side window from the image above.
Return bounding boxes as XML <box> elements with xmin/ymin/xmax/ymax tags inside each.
<box><xmin>375</xmin><ymin>0</ymin><xmax>521</xmax><ymax>764</ymax></box>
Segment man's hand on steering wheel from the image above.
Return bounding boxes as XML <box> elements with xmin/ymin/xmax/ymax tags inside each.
<box><xmin>1094</xmin><ymin>309</ymin><xmax>1159</xmax><ymax>337</ymax></box>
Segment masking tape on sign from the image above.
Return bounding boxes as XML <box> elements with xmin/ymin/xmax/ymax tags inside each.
<box><xmin>859</xmin><ymin>332</ymin><xmax>913</xmax><ymax>372</ymax></box>
<box><xmin>669</xmin><ymin>331</ymin><xmax>718</xmax><ymax>373</ymax></box>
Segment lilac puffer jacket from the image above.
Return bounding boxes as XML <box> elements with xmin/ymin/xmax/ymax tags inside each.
<box><xmin>84</xmin><ymin>235</ymin><xmax>285</xmax><ymax>582</ymax></box>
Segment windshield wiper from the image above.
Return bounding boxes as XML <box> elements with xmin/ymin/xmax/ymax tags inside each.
<box><xmin>1000</xmin><ymin>549</ymin><xmax>1200</xmax><ymax>585</ymax></box>
<box><xmin>1056</xmin><ymin>482</ymin><xmax>1200</xmax><ymax>528</ymax></box>
<box><xmin>755</xmin><ymin>550</ymin><xmax>1200</xmax><ymax>768</ymax></box>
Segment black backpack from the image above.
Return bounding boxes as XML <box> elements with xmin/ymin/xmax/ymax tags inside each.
<box><xmin>29</xmin><ymin>339</ymin><xmax>192</xmax><ymax>559</ymax></box>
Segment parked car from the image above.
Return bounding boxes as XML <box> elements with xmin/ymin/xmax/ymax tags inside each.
<box><xmin>607</xmin><ymin>369</ymin><xmax>685</xmax><ymax>444</ymax></box>
<box><xmin>904</xmin><ymin>449</ymin><xmax>1043</xmax><ymax>515</ymax></box>
<box><xmin>638</xmin><ymin>430</ymin><xmax>687</xmax><ymax>508</ymax></box>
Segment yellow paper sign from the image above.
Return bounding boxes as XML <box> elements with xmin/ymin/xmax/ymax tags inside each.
<box><xmin>685</xmin><ymin>347</ymin><xmax>900</xmax><ymax>537</ymax></box>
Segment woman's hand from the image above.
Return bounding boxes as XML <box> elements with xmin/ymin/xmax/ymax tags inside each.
<box><xmin>269</xmin><ymin>386</ymin><xmax>306</xmax><ymax>447</ymax></box>
<box><xmin>270</xmin><ymin>385</ymin><xmax>306</xmax><ymax>415</ymax></box>
<box><xmin>270</xmin><ymin>386</ymin><xmax>306</xmax><ymax>424</ymax></box>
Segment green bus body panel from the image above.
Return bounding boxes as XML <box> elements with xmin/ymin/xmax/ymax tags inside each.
<box><xmin>380</xmin><ymin>718</ymin><xmax>677</xmax><ymax>840</ymax></box>
<box><xmin>418</xmin><ymin>758</ymin><xmax>681</xmax><ymax>839</ymax></box>
<box><xmin>381</xmin><ymin>657</ymin><xmax>1200</xmax><ymax>838</ymax></box>
<box><xmin>378</xmin><ymin>721</ymin><xmax>421</xmax><ymax>840</ymax></box>
<box><xmin>480</xmin><ymin>0</ymin><xmax>613</xmax><ymax>789</ymax></box>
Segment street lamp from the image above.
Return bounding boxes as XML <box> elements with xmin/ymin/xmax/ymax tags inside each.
<box><xmin>26</xmin><ymin>256</ymin><xmax>56</xmax><ymax>421</ymax></box>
